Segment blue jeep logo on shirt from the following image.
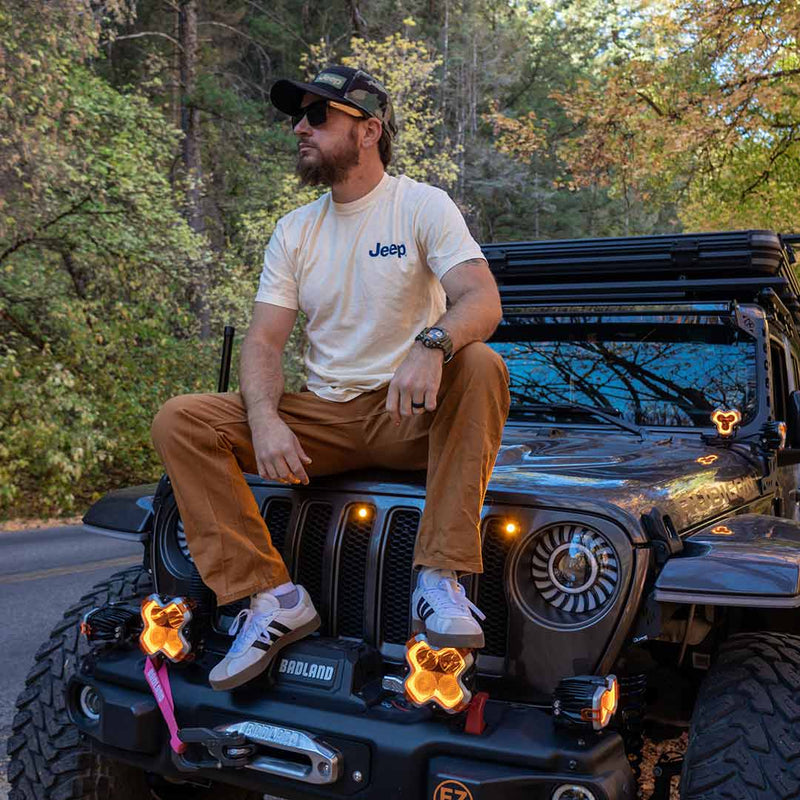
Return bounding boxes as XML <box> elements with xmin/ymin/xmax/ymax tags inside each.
<box><xmin>368</xmin><ymin>242</ymin><xmax>407</xmax><ymax>258</ymax></box>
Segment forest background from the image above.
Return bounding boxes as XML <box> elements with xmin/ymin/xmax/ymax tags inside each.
<box><xmin>2</xmin><ymin>0</ymin><xmax>800</xmax><ymax>519</ymax></box>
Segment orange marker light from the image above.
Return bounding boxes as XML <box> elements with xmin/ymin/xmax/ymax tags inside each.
<box><xmin>504</xmin><ymin>521</ymin><xmax>519</xmax><ymax>536</ymax></box>
<box><xmin>579</xmin><ymin>675</ymin><xmax>619</xmax><ymax>730</ymax></box>
<box><xmin>696</xmin><ymin>455</ymin><xmax>719</xmax><ymax>466</ymax></box>
<box><xmin>711</xmin><ymin>525</ymin><xmax>734</xmax><ymax>536</ymax></box>
<box><xmin>404</xmin><ymin>634</ymin><xmax>474</xmax><ymax>713</ymax></box>
<box><xmin>140</xmin><ymin>595</ymin><xmax>193</xmax><ymax>662</ymax></box>
<box><xmin>711</xmin><ymin>408</ymin><xmax>742</xmax><ymax>437</ymax></box>
<box><xmin>357</xmin><ymin>506</ymin><xmax>369</xmax><ymax>519</ymax></box>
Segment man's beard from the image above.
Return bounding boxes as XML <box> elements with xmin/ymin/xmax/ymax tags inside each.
<box><xmin>296</xmin><ymin>126</ymin><xmax>361</xmax><ymax>187</ymax></box>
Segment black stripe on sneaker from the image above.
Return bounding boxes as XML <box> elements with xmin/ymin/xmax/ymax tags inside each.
<box><xmin>270</xmin><ymin>621</ymin><xmax>291</xmax><ymax>634</ymax></box>
<box><xmin>253</xmin><ymin>639</ymin><xmax>274</xmax><ymax>651</ymax></box>
<box><xmin>417</xmin><ymin>599</ymin><xmax>435</xmax><ymax>621</ymax></box>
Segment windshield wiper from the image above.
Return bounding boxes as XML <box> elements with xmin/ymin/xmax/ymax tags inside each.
<box><xmin>509</xmin><ymin>401</ymin><xmax>645</xmax><ymax>438</ymax></box>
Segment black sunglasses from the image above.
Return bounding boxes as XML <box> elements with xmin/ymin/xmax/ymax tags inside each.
<box><xmin>291</xmin><ymin>99</ymin><xmax>367</xmax><ymax>129</ymax></box>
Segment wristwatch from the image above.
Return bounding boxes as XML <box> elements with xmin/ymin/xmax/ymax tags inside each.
<box><xmin>415</xmin><ymin>326</ymin><xmax>454</xmax><ymax>363</ymax></box>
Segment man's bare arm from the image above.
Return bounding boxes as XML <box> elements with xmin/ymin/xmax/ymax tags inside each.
<box><xmin>424</xmin><ymin>257</ymin><xmax>503</xmax><ymax>354</ymax></box>
<box><xmin>239</xmin><ymin>302</ymin><xmax>298</xmax><ymax>427</ymax></box>
<box><xmin>239</xmin><ymin>302</ymin><xmax>312</xmax><ymax>484</ymax></box>
<box><xmin>386</xmin><ymin>257</ymin><xmax>503</xmax><ymax>424</ymax></box>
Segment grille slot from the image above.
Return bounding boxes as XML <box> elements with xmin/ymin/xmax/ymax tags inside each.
<box><xmin>478</xmin><ymin>517</ymin><xmax>513</xmax><ymax>657</ymax></box>
<box><xmin>335</xmin><ymin>507</ymin><xmax>374</xmax><ymax>638</ymax></box>
<box><xmin>379</xmin><ymin>509</ymin><xmax>420</xmax><ymax>645</ymax></box>
<box><xmin>295</xmin><ymin>502</ymin><xmax>334</xmax><ymax>629</ymax></box>
<box><xmin>264</xmin><ymin>497</ymin><xmax>293</xmax><ymax>556</ymax></box>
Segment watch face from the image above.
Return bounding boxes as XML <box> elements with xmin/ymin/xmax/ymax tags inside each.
<box><xmin>428</xmin><ymin>328</ymin><xmax>445</xmax><ymax>341</ymax></box>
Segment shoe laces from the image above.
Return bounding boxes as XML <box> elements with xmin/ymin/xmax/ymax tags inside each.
<box><xmin>227</xmin><ymin>607</ymin><xmax>278</xmax><ymax>656</ymax></box>
<box><xmin>426</xmin><ymin>578</ymin><xmax>486</xmax><ymax>621</ymax></box>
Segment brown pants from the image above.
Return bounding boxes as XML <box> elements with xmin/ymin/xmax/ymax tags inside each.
<box><xmin>150</xmin><ymin>341</ymin><xmax>510</xmax><ymax>605</ymax></box>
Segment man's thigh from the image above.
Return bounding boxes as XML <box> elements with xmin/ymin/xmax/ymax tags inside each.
<box><xmin>197</xmin><ymin>389</ymin><xmax>384</xmax><ymax>478</ymax></box>
<box><xmin>360</xmin><ymin>394</ymin><xmax>430</xmax><ymax>472</ymax></box>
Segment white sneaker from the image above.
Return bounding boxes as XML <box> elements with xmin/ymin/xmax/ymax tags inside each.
<box><xmin>209</xmin><ymin>586</ymin><xmax>320</xmax><ymax>691</ymax></box>
<box><xmin>411</xmin><ymin>568</ymin><xmax>486</xmax><ymax>649</ymax></box>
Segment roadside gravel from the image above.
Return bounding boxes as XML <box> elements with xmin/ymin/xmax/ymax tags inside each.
<box><xmin>0</xmin><ymin>516</ymin><xmax>83</xmax><ymax>533</ymax></box>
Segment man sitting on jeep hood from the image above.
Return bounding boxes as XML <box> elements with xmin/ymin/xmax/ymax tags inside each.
<box><xmin>150</xmin><ymin>65</ymin><xmax>509</xmax><ymax>691</ymax></box>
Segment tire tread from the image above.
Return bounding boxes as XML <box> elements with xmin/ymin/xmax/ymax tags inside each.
<box><xmin>6</xmin><ymin>567</ymin><xmax>152</xmax><ymax>800</ymax></box>
<box><xmin>681</xmin><ymin>632</ymin><xmax>800</xmax><ymax>800</ymax></box>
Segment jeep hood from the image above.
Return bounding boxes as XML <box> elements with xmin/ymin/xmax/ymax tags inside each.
<box><xmin>489</xmin><ymin>427</ymin><xmax>765</xmax><ymax>532</ymax></box>
<box><xmin>259</xmin><ymin>428</ymin><xmax>765</xmax><ymax>537</ymax></box>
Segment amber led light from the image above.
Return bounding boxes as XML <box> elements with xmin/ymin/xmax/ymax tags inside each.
<box><xmin>579</xmin><ymin>676</ymin><xmax>619</xmax><ymax>730</ymax></box>
<box><xmin>404</xmin><ymin>634</ymin><xmax>474</xmax><ymax>713</ymax></box>
<box><xmin>504</xmin><ymin>521</ymin><xmax>519</xmax><ymax>536</ymax></box>
<box><xmin>140</xmin><ymin>595</ymin><xmax>193</xmax><ymax>662</ymax></box>
<box><xmin>711</xmin><ymin>408</ymin><xmax>742</xmax><ymax>437</ymax></box>
<box><xmin>711</xmin><ymin>525</ymin><xmax>733</xmax><ymax>535</ymax></box>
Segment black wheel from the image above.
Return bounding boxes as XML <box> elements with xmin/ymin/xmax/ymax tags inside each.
<box><xmin>681</xmin><ymin>632</ymin><xmax>800</xmax><ymax>799</ymax></box>
<box><xmin>5</xmin><ymin>566</ymin><xmax>257</xmax><ymax>800</ymax></box>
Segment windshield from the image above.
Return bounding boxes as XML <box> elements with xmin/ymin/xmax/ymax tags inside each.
<box><xmin>489</xmin><ymin>319</ymin><xmax>759</xmax><ymax>428</ymax></box>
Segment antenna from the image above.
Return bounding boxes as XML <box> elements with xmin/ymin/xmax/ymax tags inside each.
<box><xmin>217</xmin><ymin>325</ymin><xmax>235</xmax><ymax>393</ymax></box>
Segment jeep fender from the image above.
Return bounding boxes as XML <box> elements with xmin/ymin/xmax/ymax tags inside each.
<box><xmin>653</xmin><ymin>513</ymin><xmax>800</xmax><ymax>607</ymax></box>
<box><xmin>82</xmin><ymin>482</ymin><xmax>160</xmax><ymax>542</ymax></box>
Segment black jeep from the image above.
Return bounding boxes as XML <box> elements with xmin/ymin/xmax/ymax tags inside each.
<box><xmin>9</xmin><ymin>230</ymin><xmax>800</xmax><ymax>800</ymax></box>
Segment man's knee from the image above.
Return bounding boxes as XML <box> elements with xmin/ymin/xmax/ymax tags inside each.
<box><xmin>151</xmin><ymin>394</ymin><xmax>201</xmax><ymax>447</ymax></box>
<box><xmin>453</xmin><ymin>341</ymin><xmax>509</xmax><ymax>383</ymax></box>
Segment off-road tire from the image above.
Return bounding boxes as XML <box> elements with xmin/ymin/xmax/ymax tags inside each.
<box><xmin>681</xmin><ymin>632</ymin><xmax>800</xmax><ymax>799</ymax></box>
<box><xmin>5</xmin><ymin>565</ymin><xmax>257</xmax><ymax>800</ymax></box>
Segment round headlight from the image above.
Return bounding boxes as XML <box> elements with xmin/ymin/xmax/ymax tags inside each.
<box><xmin>532</xmin><ymin>525</ymin><xmax>618</xmax><ymax>613</ymax></box>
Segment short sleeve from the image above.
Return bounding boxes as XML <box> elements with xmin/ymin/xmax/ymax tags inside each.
<box><xmin>255</xmin><ymin>220</ymin><xmax>299</xmax><ymax>310</ymax></box>
<box><xmin>416</xmin><ymin>188</ymin><xmax>486</xmax><ymax>280</ymax></box>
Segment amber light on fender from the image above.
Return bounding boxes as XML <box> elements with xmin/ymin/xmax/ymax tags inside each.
<box><xmin>711</xmin><ymin>408</ymin><xmax>742</xmax><ymax>437</ymax></box>
<box><xmin>140</xmin><ymin>595</ymin><xmax>193</xmax><ymax>662</ymax></box>
<box><xmin>580</xmin><ymin>676</ymin><xmax>619</xmax><ymax>730</ymax></box>
<box><xmin>503</xmin><ymin>521</ymin><xmax>519</xmax><ymax>536</ymax></box>
<box><xmin>404</xmin><ymin>634</ymin><xmax>474</xmax><ymax>714</ymax></box>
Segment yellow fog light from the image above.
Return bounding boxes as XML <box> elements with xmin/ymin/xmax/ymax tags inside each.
<box><xmin>404</xmin><ymin>634</ymin><xmax>474</xmax><ymax>714</ymax></box>
<box><xmin>580</xmin><ymin>676</ymin><xmax>618</xmax><ymax>730</ymax></box>
<box><xmin>553</xmin><ymin>674</ymin><xmax>618</xmax><ymax>731</ymax></box>
<box><xmin>140</xmin><ymin>595</ymin><xmax>193</xmax><ymax>662</ymax></box>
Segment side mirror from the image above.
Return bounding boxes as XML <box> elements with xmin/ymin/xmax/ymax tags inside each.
<box><xmin>789</xmin><ymin>390</ymin><xmax>800</xmax><ymax>448</ymax></box>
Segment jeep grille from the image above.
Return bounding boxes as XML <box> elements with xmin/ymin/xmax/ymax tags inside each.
<box><xmin>169</xmin><ymin>492</ymin><xmax>516</xmax><ymax>661</ymax></box>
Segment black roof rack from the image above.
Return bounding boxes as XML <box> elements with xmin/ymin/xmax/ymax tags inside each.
<box><xmin>481</xmin><ymin>230</ymin><xmax>800</xmax><ymax>326</ymax></box>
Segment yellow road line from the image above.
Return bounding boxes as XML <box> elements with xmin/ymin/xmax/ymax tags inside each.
<box><xmin>0</xmin><ymin>555</ymin><xmax>141</xmax><ymax>585</ymax></box>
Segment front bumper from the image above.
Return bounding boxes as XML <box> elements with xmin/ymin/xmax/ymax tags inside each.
<box><xmin>69</xmin><ymin>648</ymin><xmax>635</xmax><ymax>800</ymax></box>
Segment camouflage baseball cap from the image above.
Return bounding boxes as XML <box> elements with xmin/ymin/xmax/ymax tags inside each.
<box><xmin>271</xmin><ymin>65</ymin><xmax>398</xmax><ymax>139</ymax></box>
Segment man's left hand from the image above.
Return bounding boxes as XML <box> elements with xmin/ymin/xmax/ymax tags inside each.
<box><xmin>385</xmin><ymin>343</ymin><xmax>444</xmax><ymax>425</ymax></box>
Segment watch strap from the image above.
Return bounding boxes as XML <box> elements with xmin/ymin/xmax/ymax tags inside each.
<box><xmin>415</xmin><ymin>326</ymin><xmax>454</xmax><ymax>363</ymax></box>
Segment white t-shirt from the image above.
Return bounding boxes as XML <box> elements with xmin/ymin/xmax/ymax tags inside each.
<box><xmin>255</xmin><ymin>172</ymin><xmax>485</xmax><ymax>402</ymax></box>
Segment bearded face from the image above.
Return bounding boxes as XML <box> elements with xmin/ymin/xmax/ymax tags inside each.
<box><xmin>296</xmin><ymin>123</ymin><xmax>361</xmax><ymax>187</ymax></box>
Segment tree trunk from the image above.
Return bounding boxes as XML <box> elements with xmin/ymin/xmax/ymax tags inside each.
<box><xmin>179</xmin><ymin>0</ymin><xmax>210</xmax><ymax>340</ymax></box>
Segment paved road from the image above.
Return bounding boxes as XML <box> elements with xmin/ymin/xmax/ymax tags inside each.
<box><xmin>0</xmin><ymin>526</ymin><xmax>142</xmax><ymax>799</ymax></box>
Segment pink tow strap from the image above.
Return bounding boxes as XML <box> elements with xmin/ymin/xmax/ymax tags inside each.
<box><xmin>144</xmin><ymin>656</ymin><xmax>186</xmax><ymax>754</ymax></box>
